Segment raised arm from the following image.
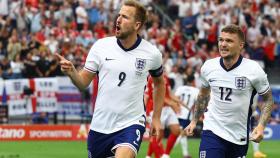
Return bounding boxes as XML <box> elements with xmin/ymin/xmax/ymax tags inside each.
<box><xmin>55</xmin><ymin>53</ymin><xmax>95</xmax><ymax>91</ymax></box>
<box><xmin>251</xmin><ymin>89</ymin><xmax>274</xmax><ymax>143</ymax></box>
<box><xmin>184</xmin><ymin>86</ymin><xmax>210</xmax><ymax>136</ymax></box>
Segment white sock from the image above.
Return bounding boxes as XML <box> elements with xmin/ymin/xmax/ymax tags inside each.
<box><xmin>252</xmin><ymin>141</ymin><xmax>259</xmax><ymax>152</ymax></box>
<box><xmin>161</xmin><ymin>154</ymin><xmax>170</xmax><ymax>158</ymax></box>
<box><xmin>175</xmin><ymin>135</ymin><xmax>181</xmax><ymax>146</ymax></box>
<box><xmin>180</xmin><ymin>136</ymin><xmax>189</xmax><ymax>156</ymax></box>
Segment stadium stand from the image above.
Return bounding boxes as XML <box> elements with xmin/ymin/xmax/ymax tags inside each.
<box><xmin>0</xmin><ymin>0</ymin><xmax>279</xmax><ymax>126</ymax></box>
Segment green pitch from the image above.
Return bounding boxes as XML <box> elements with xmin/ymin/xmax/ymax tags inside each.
<box><xmin>0</xmin><ymin>139</ymin><xmax>279</xmax><ymax>158</ymax></box>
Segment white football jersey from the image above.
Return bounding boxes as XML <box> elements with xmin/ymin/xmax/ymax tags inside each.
<box><xmin>84</xmin><ymin>36</ymin><xmax>163</xmax><ymax>134</ymax></box>
<box><xmin>175</xmin><ymin>85</ymin><xmax>199</xmax><ymax>120</ymax></box>
<box><xmin>200</xmin><ymin>56</ymin><xmax>270</xmax><ymax>145</ymax></box>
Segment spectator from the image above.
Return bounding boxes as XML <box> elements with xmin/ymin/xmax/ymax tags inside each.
<box><xmin>246</xmin><ymin>19</ymin><xmax>262</xmax><ymax>45</ymax></box>
<box><xmin>15</xmin><ymin>6</ymin><xmax>31</xmax><ymax>32</ymax></box>
<box><xmin>10</xmin><ymin>53</ymin><xmax>24</xmax><ymax>79</ymax></box>
<box><xmin>0</xmin><ymin>0</ymin><xmax>8</xmax><ymax>16</ymax></box>
<box><xmin>75</xmin><ymin>24</ymin><xmax>96</xmax><ymax>47</ymax></box>
<box><xmin>45</xmin><ymin>54</ymin><xmax>63</xmax><ymax>77</ymax></box>
<box><xmin>29</xmin><ymin>6</ymin><xmax>42</xmax><ymax>33</ymax></box>
<box><xmin>176</xmin><ymin>0</ymin><xmax>191</xmax><ymax>19</ymax></box>
<box><xmin>36</xmin><ymin>48</ymin><xmax>51</xmax><ymax>77</ymax></box>
<box><xmin>23</xmin><ymin>50</ymin><xmax>39</xmax><ymax>78</ymax></box>
<box><xmin>182</xmin><ymin>9</ymin><xmax>197</xmax><ymax>39</ymax></box>
<box><xmin>7</xmin><ymin>33</ymin><xmax>22</xmax><ymax>61</ymax></box>
<box><xmin>0</xmin><ymin>56</ymin><xmax>12</xmax><ymax>79</ymax></box>
<box><xmin>0</xmin><ymin>41</ymin><xmax>7</xmax><ymax>60</ymax></box>
<box><xmin>246</xmin><ymin>41</ymin><xmax>265</xmax><ymax>69</ymax></box>
<box><xmin>87</xmin><ymin>0</ymin><xmax>100</xmax><ymax>27</ymax></box>
<box><xmin>44</xmin><ymin>31</ymin><xmax>59</xmax><ymax>54</ymax></box>
<box><xmin>75</xmin><ymin>1</ymin><xmax>88</xmax><ymax>31</ymax></box>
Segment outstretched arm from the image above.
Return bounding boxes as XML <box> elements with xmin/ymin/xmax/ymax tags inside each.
<box><xmin>55</xmin><ymin>53</ymin><xmax>95</xmax><ymax>91</ymax></box>
<box><xmin>251</xmin><ymin>89</ymin><xmax>274</xmax><ymax>143</ymax></box>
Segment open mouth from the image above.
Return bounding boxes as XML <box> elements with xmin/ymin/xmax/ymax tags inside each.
<box><xmin>220</xmin><ymin>48</ymin><xmax>229</xmax><ymax>52</ymax></box>
<box><xmin>116</xmin><ymin>25</ymin><xmax>121</xmax><ymax>32</ymax></box>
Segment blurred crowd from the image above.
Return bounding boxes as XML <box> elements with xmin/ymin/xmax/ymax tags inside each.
<box><xmin>0</xmin><ymin>0</ymin><xmax>279</xmax><ymax>123</ymax></box>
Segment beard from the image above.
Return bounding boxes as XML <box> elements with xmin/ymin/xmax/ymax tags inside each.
<box><xmin>116</xmin><ymin>28</ymin><xmax>134</xmax><ymax>40</ymax></box>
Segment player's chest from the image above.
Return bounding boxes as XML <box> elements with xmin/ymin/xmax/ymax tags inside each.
<box><xmin>206</xmin><ymin>69</ymin><xmax>252</xmax><ymax>91</ymax></box>
<box><xmin>100</xmin><ymin>52</ymin><xmax>151</xmax><ymax>77</ymax></box>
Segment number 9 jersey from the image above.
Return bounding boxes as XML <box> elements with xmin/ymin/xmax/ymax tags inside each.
<box><xmin>84</xmin><ymin>36</ymin><xmax>163</xmax><ymax>134</ymax></box>
<box><xmin>200</xmin><ymin>56</ymin><xmax>270</xmax><ymax>145</ymax></box>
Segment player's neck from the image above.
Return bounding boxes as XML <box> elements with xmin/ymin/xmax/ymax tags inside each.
<box><xmin>118</xmin><ymin>34</ymin><xmax>138</xmax><ymax>49</ymax></box>
<box><xmin>222</xmin><ymin>54</ymin><xmax>240</xmax><ymax>69</ymax></box>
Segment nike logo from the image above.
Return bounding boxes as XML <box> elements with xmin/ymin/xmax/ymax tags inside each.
<box><xmin>105</xmin><ymin>57</ymin><xmax>115</xmax><ymax>61</ymax></box>
<box><xmin>209</xmin><ymin>79</ymin><xmax>216</xmax><ymax>82</ymax></box>
<box><xmin>133</xmin><ymin>141</ymin><xmax>139</xmax><ymax>146</ymax></box>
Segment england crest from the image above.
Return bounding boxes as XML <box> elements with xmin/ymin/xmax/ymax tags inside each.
<box><xmin>135</xmin><ymin>58</ymin><xmax>146</xmax><ymax>71</ymax></box>
<box><xmin>235</xmin><ymin>77</ymin><xmax>246</xmax><ymax>89</ymax></box>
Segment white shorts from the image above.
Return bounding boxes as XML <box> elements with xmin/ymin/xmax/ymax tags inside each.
<box><xmin>149</xmin><ymin>106</ymin><xmax>179</xmax><ymax>129</ymax></box>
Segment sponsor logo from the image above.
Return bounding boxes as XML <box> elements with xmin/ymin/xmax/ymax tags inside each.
<box><xmin>29</xmin><ymin>130</ymin><xmax>72</xmax><ymax>138</ymax></box>
<box><xmin>0</xmin><ymin>128</ymin><xmax>25</xmax><ymax>138</ymax></box>
<box><xmin>77</xmin><ymin>125</ymin><xmax>88</xmax><ymax>139</ymax></box>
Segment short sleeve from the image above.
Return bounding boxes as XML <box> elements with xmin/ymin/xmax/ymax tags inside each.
<box><xmin>149</xmin><ymin>48</ymin><xmax>163</xmax><ymax>77</ymax></box>
<box><xmin>200</xmin><ymin>63</ymin><xmax>210</xmax><ymax>88</ymax></box>
<box><xmin>251</xmin><ymin>64</ymin><xmax>270</xmax><ymax>95</ymax></box>
<box><xmin>84</xmin><ymin>41</ymin><xmax>101</xmax><ymax>73</ymax></box>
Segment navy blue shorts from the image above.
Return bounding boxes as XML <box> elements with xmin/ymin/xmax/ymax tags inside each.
<box><xmin>199</xmin><ymin>130</ymin><xmax>248</xmax><ymax>158</ymax></box>
<box><xmin>178</xmin><ymin>118</ymin><xmax>190</xmax><ymax>129</ymax></box>
<box><xmin>87</xmin><ymin>124</ymin><xmax>145</xmax><ymax>158</ymax></box>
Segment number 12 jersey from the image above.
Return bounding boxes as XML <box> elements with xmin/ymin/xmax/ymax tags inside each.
<box><xmin>200</xmin><ymin>56</ymin><xmax>270</xmax><ymax>145</ymax></box>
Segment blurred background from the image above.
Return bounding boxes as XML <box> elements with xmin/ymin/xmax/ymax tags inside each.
<box><xmin>0</xmin><ymin>0</ymin><xmax>279</xmax><ymax>158</ymax></box>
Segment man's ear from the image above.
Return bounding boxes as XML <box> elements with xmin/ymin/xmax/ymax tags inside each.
<box><xmin>135</xmin><ymin>22</ymin><xmax>142</xmax><ymax>31</ymax></box>
<box><xmin>240</xmin><ymin>42</ymin><xmax>245</xmax><ymax>49</ymax></box>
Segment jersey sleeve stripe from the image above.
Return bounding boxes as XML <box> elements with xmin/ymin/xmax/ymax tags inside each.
<box><xmin>149</xmin><ymin>65</ymin><xmax>163</xmax><ymax>77</ymax></box>
<box><xmin>84</xmin><ymin>67</ymin><xmax>97</xmax><ymax>73</ymax></box>
<box><xmin>258</xmin><ymin>86</ymin><xmax>270</xmax><ymax>95</ymax></box>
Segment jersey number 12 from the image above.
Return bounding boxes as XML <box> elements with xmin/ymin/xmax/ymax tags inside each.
<box><xmin>219</xmin><ymin>87</ymin><xmax>232</xmax><ymax>101</ymax></box>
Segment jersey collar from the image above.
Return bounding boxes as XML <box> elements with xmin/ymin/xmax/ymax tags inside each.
<box><xmin>117</xmin><ymin>34</ymin><xmax>142</xmax><ymax>51</ymax></box>
<box><xmin>220</xmin><ymin>55</ymin><xmax>243</xmax><ymax>71</ymax></box>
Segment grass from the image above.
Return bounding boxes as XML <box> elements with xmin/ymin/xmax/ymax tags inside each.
<box><xmin>0</xmin><ymin>139</ymin><xmax>279</xmax><ymax>158</ymax></box>
<box><xmin>138</xmin><ymin>139</ymin><xmax>280</xmax><ymax>158</ymax></box>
